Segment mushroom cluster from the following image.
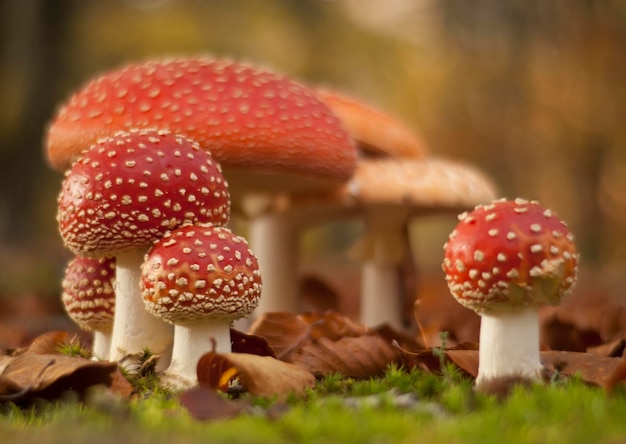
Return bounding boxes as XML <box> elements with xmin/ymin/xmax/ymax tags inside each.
<box><xmin>442</xmin><ymin>198</ymin><xmax>579</xmax><ymax>384</ymax></box>
<box><xmin>57</xmin><ymin>128</ymin><xmax>231</xmax><ymax>364</ymax></box>
<box><xmin>47</xmin><ymin>55</ymin><xmax>503</xmax><ymax>385</ymax></box>
<box><xmin>46</xmin><ymin>56</ymin><xmax>362</xmax><ymax>384</ymax></box>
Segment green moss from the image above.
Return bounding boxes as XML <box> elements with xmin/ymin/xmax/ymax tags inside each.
<box><xmin>2</xmin><ymin>369</ymin><xmax>626</xmax><ymax>444</ymax></box>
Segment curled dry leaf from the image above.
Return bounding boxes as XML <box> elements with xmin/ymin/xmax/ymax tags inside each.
<box><xmin>0</xmin><ymin>353</ymin><xmax>118</xmax><ymax>403</ymax></box>
<box><xmin>541</xmin><ymin>350</ymin><xmax>624</xmax><ymax>386</ymax></box>
<box><xmin>248</xmin><ymin>311</ymin><xmax>370</xmax><ymax>360</ymax></box>
<box><xmin>588</xmin><ymin>338</ymin><xmax>626</xmax><ymax>358</ymax></box>
<box><xmin>27</xmin><ymin>331</ymin><xmax>77</xmax><ymax>355</ymax></box>
<box><xmin>249</xmin><ymin>311</ymin><xmax>401</xmax><ymax>379</ymax></box>
<box><xmin>396</xmin><ymin>341</ymin><xmax>479</xmax><ymax>377</ymax></box>
<box><xmin>290</xmin><ymin>335</ymin><xmax>401</xmax><ymax>379</ymax></box>
<box><xmin>230</xmin><ymin>328</ymin><xmax>276</xmax><ymax>357</ymax></box>
<box><xmin>603</xmin><ymin>357</ymin><xmax>626</xmax><ymax>394</ymax></box>
<box><xmin>197</xmin><ymin>352</ymin><xmax>315</xmax><ymax>399</ymax></box>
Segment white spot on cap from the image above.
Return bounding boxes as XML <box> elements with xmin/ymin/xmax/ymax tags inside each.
<box><xmin>506</xmin><ymin>269</ymin><xmax>519</xmax><ymax>279</ymax></box>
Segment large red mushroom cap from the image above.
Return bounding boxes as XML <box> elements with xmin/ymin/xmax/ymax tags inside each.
<box><xmin>57</xmin><ymin>129</ymin><xmax>230</xmax><ymax>258</ymax></box>
<box><xmin>141</xmin><ymin>223</ymin><xmax>262</xmax><ymax>324</ymax></box>
<box><xmin>442</xmin><ymin>198</ymin><xmax>579</xmax><ymax>314</ymax></box>
<box><xmin>46</xmin><ymin>58</ymin><xmax>357</xmax><ymax>193</ymax></box>
<box><xmin>62</xmin><ymin>256</ymin><xmax>115</xmax><ymax>331</ymax></box>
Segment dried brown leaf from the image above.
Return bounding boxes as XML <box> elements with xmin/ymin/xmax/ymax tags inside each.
<box><xmin>27</xmin><ymin>331</ymin><xmax>74</xmax><ymax>355</ymax></box>
<box><xmin>290</xmin><ymin>335</ymin><xmax>400</xmax><ymax>379</ymax></box>
<box><xmin>248</xmin><ymin>312</ymin><xmax>313</xmax><ymax>359</ymax></box>
<box><xmin>109</xmin><ymin>368</ymin><xmax>134</xmax><ymax>398</ymax></box>
<box><xmin>179</xmin><ymin>386</ymin><xmax>246</xmax><ymax>421</ymax></box>
<box><xmin>197</xmin><ymin>352</ymin><xmax>315</xmax><ymax>399</ymax></box>
<box><xmin>0</xmin><ymin>353</ymin><xmax>118</xmax><ymax>402</ymax></box>
<box><xmin>541</xmin><ymin>350</ymin><xmax>623</xmax><ymax>385</ymax></box>
<box><xmin>230</xmin><ymin>328</ymin><xmax>276</xmax><ymax>357</ymax></box>
<box><xmin>196</xmin><ymin>352</ymin><xmax>239</xmax><ymax>392</ymax></box>
<box><xmin>603</xmin><ymin>357</ymin><xmax>626</xmax><ymax>394</ymax></box>
<box><xmin>299</xmin><ymin>311</ymin><xmax>370</xmax><ymax>341</ymax></box>
<box><xmin>587</xmin><ymin>338</ymin><xmax>626</xmax><ymax>358</ymax></box>
<box><xmin>248</xmin><ymin>311</ymin><xmax>372</xmax><ymax>361</ymax></box>
<box><xmin>396</xmin><ymin>341</ymin><xmax>479</xmax><ymax>377</ymax></box>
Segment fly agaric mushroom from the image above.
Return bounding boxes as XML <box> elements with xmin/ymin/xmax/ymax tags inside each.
<box><xmin>254</xmin><ymin>157</ymin><xmax>498</xmax><ymax>329</ymax></box>
<box><xmin>141</xmin><ymin>223</ymin><xmax>261</xmax><ymax>388</ymax></box>
<box><xmin>442</xmin><ymin>198</ymin><xmax>579</xmax><ymax>385</ymax></box>
<box><xmin>315</xmin><ymin>88</ymin><xmax>427</xmax><ymax>158</ymax></box>
<box><xmin>61</xmin><ymin>256</ymin><xmax>115</xmax><ymax>359</ymax></box>
<box><xmin>45</xmin><ymin>57</ymin><xmax>357</xmax><ymax>195</ymax></box>
<box><xmin>57</xmin><ymin>128</ymin><xmax>230</xmax><ymax>364</ymax></box>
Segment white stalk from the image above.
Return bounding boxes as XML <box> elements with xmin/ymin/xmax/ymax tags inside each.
<box><xmin>166</xmin><ymin>321</ymin><xmax>232</xmax><ymax>388</ymax></box>
<box><xmin>476</xmin><ymin>307</ymin><xmax>542</xmax><ymax>385</ymax></box>
<box><xmin>360</xmin><ymin>262</ymin><xmax>403</xmax><ymax>329</ymax></box>
<box><xmin>356</xmin><ymin>207</ymin><xmax>409</xmax><ymax>330</ymax></box>
<box><xmin>109</xmin><ymin>248</ymin><xmax>174</xmax><ymax>367</ymax></box>
<box><xmin>91</xmin><ymin>330</ymin><xmax>112</xmax><ymax>360</ymax></box>
<box><xmin>249</xmin><ymin>211</ymin><xmax>298</xmax><ymax>316</ymax></box>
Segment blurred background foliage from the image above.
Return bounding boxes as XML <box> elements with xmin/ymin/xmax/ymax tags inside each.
<box><xmin>0</xmin><ymin>0</ymin><xmax>625</xmax><ymax>308</ymax></box>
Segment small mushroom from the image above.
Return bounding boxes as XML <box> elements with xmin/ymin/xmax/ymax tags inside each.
<box><xmin>61</xmin><ymin>256</ymin><xmax>115</xmax><ymax>359</ymax></box>
<box><xmin>141</xmin><ymin>223</ymin><xmax>262</xmax><ymax>388</ymax></box>
<box><xmin>57</xmin><ymin>128</ymin><xmax>230</xmax><ymax>364</ymax></box>
<box><xmin>442</xmin><ymin>198</ymin><xmax>579</xmax><ymax>385</ymax></box>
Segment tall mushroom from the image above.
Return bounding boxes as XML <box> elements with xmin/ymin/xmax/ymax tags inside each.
<box><xmin>260</xmin><ymin>157</ymin><xmax>498</xmax><ymax>329</ymax></box>
<box><xmin>57</xmin><ymin>128</ymin><xmax>230</xmax><ymax>363</ymax></box>
<box><xmin>45</xmin><ymin>56</ymin><xmax>358</xmax><ymax>317</ymax></box>
<box><xmin>141</xmin><ymin>223</ymin><xmax>261</xmax><ymax>387</ymax></box>
<box><xmin>61</xmin><ymin>256</ymin><xmax>115</xmax><ymax>359</ymax></box>
<box><xmin>442</xmin><ymin>198</ymin><xmax>579</xmax><ymax>384</ymax></box>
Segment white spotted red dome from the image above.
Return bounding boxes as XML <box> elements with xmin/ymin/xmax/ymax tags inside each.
<box><xmin>62</xmin><ymin>256</ymin><xmax>115</xmax><ymax>331</ymax></box>
<box><xmin>57</xmin><ymin>129</ymin><xmax>230</xmax><ymax>257</ymax></box>
<box><xmin>442</xmin><ymin>198</ymin><xmax>579</xmax><ymax>313</ymax></box>
<box><xmin>46</xmin><ymin>58</ymin><xmax>357</xmax><ymax>186</ymax></box>
<box><xmin>141</xmin><ymin>223</ymin><xmax>262</xmax><ymax>324</ymax></box>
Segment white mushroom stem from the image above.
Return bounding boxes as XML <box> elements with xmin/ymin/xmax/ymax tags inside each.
<box><xmin>91</xmin><ymin>330</ymin><xmax>112</xmax><ymax>360</ymax></box>
<box><xmin>249</xmin><ymin>211</ymin><xmax>299</xmax><ymax>315</ymax></box>
<box><xmin>353</xmin><ymin>207</ymin><xmax>409</xmax><ymax>330</ymax></box>
<box><xmin>360</xmin><ymin>262</ymin><xmax>403</xmax><ymax>328</ymax></box>
<box><xmin>109</xmin><ymin>248</ymin><xmax>173</xmax><ymax>367</ymax></box>
<box><xmin>167</xmin><ymin>321</ymin><xmax>232</xmax><ymax>386</ymax></box>
<box><xmin>476</xmin><ymin>306</ymin><xmax>542</xmax><ymax>385</ymax></box>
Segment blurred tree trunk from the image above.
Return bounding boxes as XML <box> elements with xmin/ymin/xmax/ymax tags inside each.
<box><xmin>0</xmin><ymin>0</ymin><xmax>74</xmax><ymax>241</ymax></box>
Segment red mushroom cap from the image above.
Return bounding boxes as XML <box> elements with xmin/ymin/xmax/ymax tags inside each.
<box><xmin>141</xmin><ymin>223</ymin><xmax>262</xmax><ymax>324</ymax></box>
<box><xmin>442</xmin><ymin>198</ymin><xmax>579</xmax><ymax>313</ymax></box>
<box><xmin>62</xmin><ymin>256</ymin><xmax>116</xmax><ymax>331</ymax></box>
<box><xmin>57</xmin><ymin>129</ymin><xmax>230</xmax><ymax>257</ymax></box>
<box><xmin>46</xmin><ymin>58</ymin><xmax>357</xmax><ymax>191</ymax></box>
<box><xmin>316</xmin><ymin>88</ymin><xmax>428</xmax><ymax>158</ymax></box>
